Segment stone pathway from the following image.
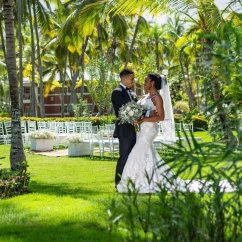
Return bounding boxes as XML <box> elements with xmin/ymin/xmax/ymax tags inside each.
<box><xmin>29</xmin><ymin>149</ymin><xmax>68</xmax><ymax>157</ymax></box>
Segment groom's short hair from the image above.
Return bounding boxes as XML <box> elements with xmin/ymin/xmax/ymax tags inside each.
<box><xmin>120</xmin><ymin>68</ymin><xmax>134</xmax><ymax>79</ymax></box>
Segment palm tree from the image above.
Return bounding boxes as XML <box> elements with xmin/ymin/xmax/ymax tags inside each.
<box><xmin>112</xmin><ymin>0</ymin><xmax>237</xmax><ymax>145</ymax></box>
<box><xmin>26</xmin><ymin>0</ymin><xmax>37</xmax><ymax>117</ymax></box>
<box><xmin>32</xmin><ymin>0</ymin><xmax>49</xmax><ymax>118</ymax></box>
<box><xmin>17</xmin><ymin>0</ymin><xmax>24</xmax><ymax>115</ymax></box>
<box><xmin>173</xmin><ymin>0</ymin><xmax>238</xmax><ymax>145</ymax></box>
<box><xmin>2</xmin><ymin>0</ymin><xmax>26</xmax><ymax>169</ymax></box>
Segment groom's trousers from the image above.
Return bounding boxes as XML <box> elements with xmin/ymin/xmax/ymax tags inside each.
<box><xmin>115</xmin><ymin>137</ymin><xmax>136</xmax><ymax>186</ymax></box>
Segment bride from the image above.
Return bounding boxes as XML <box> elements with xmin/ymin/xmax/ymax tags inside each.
<box><xmin>117</xmin><ymin>73</ymin><xmax>235</xmax><ymax>193</ymax></box>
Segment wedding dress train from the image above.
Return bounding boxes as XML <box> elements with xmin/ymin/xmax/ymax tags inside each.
<box><xmin>117</xmin><ymin>97</ymin><xmax>235</xmax><ymax>194</ymax></box>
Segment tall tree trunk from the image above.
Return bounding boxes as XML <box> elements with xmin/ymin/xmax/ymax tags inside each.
<box><xmin>125</xmin><ymin>16</ymin><xmax>142</xmax><ymax>67</ymax></box>
<box><xmin>203</xmin><ymin>38</ymin><xmax>237</xmax><ymax>146</ymax></box>
<box><xmin>211</xmin><ymin>76</ymin><xmax>237</xmax><ymax>146</ymax></box>
<box><xmin>111</xmin><ymin>38</ymin><xmax>117</xmax><ymax>70</ymax></box>
<box><xmin>178</xmin><ymin>53</ymin><xmax>189</xmax><ymax>97</ymax></box>
<box><xmin>27</xmin><ymin>0</ymin><xmax>36</xmax><ymax>117</ymax></box>
<box><xmin>0</xmin><ymin>18</ymin><xmax>7</xmax><ymax>64</ymax></box>
<box><xmin>97</xmin><ymin>24</ymin><xmax>103</xmax><ymax>54</ymax></box>
<box><xmin>3</xmin><ymin>0</ymin><xmax>26</xmax><ymax>169</ymax></box>
<box><xmin>17</xmin><ymin>0</ymin><xmax>23</xmax><ymax>115</ymax></box>
<box><xmin>185</xmin><ymin>63</ymin><xmax>194</xmax><ymax>109</ymax></box>
<box><xmin>61</xmin><ymin>55</ymin><xmax>67</xmax><ymax>118</ymax></box>
<box><xmin>33</xmin><ymin>1</ymin><xmax>45</xmax><ymax>118</ymax></box>
<box><xmin>155</xmin><ymin>38</ymin><xmax>159</xmax><ymax>71</ymax></box>
<box><xmin>69</xmin><ymin>36</ymin><xmax>89</xmax><ymax>116</ymax></box>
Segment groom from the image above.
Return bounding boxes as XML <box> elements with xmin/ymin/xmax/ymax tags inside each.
<box><xmin>111</xmin><ymin>68</ymin><xmax>137</xmax><ymax>188</ymax></box>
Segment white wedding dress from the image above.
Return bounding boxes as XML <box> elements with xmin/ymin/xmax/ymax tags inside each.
<box><xmin>117</xmin><ymin>95</ymin><xmax>235</xmax><ymax>194</ymax></box>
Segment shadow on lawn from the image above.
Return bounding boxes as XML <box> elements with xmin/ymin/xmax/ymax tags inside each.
<box><xmin>0</xmin><ymin>221</ymin><xmax>120</xmax><ymax>242</ymax></box>
<box><xmin>29</xmin><ymin>181</ymin><xmax>115</xmax><ymax>199</ymax></box>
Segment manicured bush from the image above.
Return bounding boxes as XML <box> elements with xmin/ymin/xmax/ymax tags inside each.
<box><xmin>0</xmin><ymin>115</ymin><xmax>117</xmax><ymax>126</ymax></box>
<box><xmin>192</xmin><ymin>115</ymin><xmax>209</xmax><ymax>131</ymax></box>
<box><xmin>0</xmin><ymin>112</ymin><xmax>10</xmax><ymax>117</ymax></box>
<box><xmin>173</xmin><ymin>101</ymin><xmax>190</xmax><ymax>114</ymax></box>
<box><xmin>174</xmin><ymin>114</ymin><xmax>184</xmax><ymax>123</ymax></box>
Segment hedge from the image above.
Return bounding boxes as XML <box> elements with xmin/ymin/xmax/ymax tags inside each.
<box><xmin>0</xmin><ymin>116</ymin><xmax>116</xmax><ymax>127</ymax></box>
<box><xmin>0</xmin><ymin>114</ymin><xmax>209</xmax><ymax>130</ymax></box>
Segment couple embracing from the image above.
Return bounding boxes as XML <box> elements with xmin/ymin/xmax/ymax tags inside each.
<box><xmin>111</xmin><ymin>68</ymin><xmax>167</xmax><ymax>193</ymax></box>
<box><xmin>111</xmin><ymin>68</ymin><xmax>235</xmax><ymax>194</ymax></box>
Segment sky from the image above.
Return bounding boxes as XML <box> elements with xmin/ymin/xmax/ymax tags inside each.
<box><xmin>147</xmin><ymin>0</ymin><xmax>242</xmax><ymax>25</ymax></box>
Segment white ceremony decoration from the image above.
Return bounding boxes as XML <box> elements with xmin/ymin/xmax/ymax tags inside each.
<box><xmin>67</xmin><ymin>134</ymin><xmax>90</xmax><ymax>157</ymax></box>
<box><xmin>117</xmin><ymin>100</ymin><xmax>143</xmax><ymax>132</ymax></box>
<box><xmin>29</xmin><ymin>130</ymin><xmax>56</xmax><ymax>151</ymax></box>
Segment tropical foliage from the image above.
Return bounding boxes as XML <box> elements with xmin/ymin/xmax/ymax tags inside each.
<box><xmin>0</xmin><ymin>1</ymin><xmax>242</xmax><ymax>166</ymax></box>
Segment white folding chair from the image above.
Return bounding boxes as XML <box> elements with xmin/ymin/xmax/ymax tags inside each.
<box><xmin>21</xmin><ymin>120</ymin><xmax>29</xmax><ymax>146</ymax></box>
<box><xmin>3</xmin><ymin>121</ymin><xmax>12</xmax><ymax>144</ymax></box>
<box><xmin>183</xmin><ymin>123</ymin><xmax>194</xmax><ymax>133</ymax></box>
<box><xmin>0</xmin><ymin>122</ymin><xmax>5</xmax><ymax>144</ymax></box>
<box><xmin>82</xmin><ymin>122</ymin><xmax>92</xmax><ymax>133</ymax></box>
<box><xmin>75</xmin><ymin>122</ymin><xmax>83</xmax><ymax>133</ymax></box>
<box><xmin>84</xmin><ymin>126</ymin><xmax>102</xmax><ymax>158</ymax></box>
<box><xmin>105</xmin><ymin>124</ymin><xmax>119</xmax><ymax>158</ymax></box>
<box><xmin>98</xmin><ymin>126</ymin><xmax>114</xmax><ymax>158</ymax></box>
<box><xmin>37</xmin><ymin>121</ymin><xmax>48</xmax><ymax>130</ymax></box>
<box><xmin>65</xmin><ymin>122</ymin><xmax>76</xmax><ymax>134</ymax></box>
<box><xmin>56</xmin><ymin>122</ymin><xmax>66</xmax><ymax>134</ymax></box>
<box><xmin>47</xmin><ymin>121</ymin><xmax>58</xmax><ymax>133</ymax></box>
<box><xmin>27</xmin><ymin>121</ymin><xmax>37</xmax><ymax>133</ymax></box>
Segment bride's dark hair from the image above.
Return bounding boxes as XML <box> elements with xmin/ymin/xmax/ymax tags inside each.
<box><xmin>147</xmin><ymin>73</ymin><xmax>162</xmax><ymax>90</ymax></box>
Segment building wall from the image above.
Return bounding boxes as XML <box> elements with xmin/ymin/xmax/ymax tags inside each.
<box><xmin>23</xmin><ymin>85</ymin><xmax>143</xmax><ymax>117</ymax></box>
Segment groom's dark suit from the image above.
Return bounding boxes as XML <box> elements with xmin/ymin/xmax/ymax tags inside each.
<box><xmin>111</xmin><ymin>85</ymin><xmax>138</xmax><ymax>186</ymax></box>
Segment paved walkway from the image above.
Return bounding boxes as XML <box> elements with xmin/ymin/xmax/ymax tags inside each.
<box><xmin>29</xmin><ymin>149</ymin><xmax>68</xmax><ymax>157</ymax></box>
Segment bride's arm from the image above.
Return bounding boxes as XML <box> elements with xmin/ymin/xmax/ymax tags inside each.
<box><xmin>138</xmin><ymin>96</ymin><xmax>164</xmax><ymax>123</ymax></box>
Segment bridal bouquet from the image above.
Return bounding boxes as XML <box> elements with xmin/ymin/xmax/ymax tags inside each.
<box><xmin>117</xmin><ymin>100</ymin><xmax>143</xmax><ymax>132</ymax></box>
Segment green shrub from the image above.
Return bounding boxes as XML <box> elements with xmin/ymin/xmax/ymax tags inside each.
<box><xmin>0</xmin><ymin>111</ymin><xmax>10</xmax><ymax>117</ymax></box>
<box><xmin>0</xmin><ymin>162</ymin><xmax>30</xmax><ymax>199</ymax></box>
<box><xmin>0</xmin><ymin>115</ymin><xmax>117</xmax><ymax>127</ymax></box>
<box><xmin>108</xmin><ymin>139</ymin><xmax>242</xmax><ymax>241</ymax></box>
<box><xmin>174</xmin><ymin>114</ymin><xmax>184</xmax><ymax>123</ymax></box>
<box><xmin>192</xmin><ymin>115</ymin><xmax>209</xmax><ymax>131</ymax></box>
<box><xmin>173</xmin><ymin>101</ymin><xmax>190</xmax><ymax>114</ymax></box>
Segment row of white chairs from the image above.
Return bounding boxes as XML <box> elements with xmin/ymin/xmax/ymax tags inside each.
<box><xmin>0</xmin><ymin>121</ymin><xmax>94</xmax><ymax>145</ymax></box>
<box><xmin>0</xmin><ymin>121</ymin><xmax>117</xmax><ymax>159</ymax></box>
<box><xmin>0</xmin><ymin>121</ymin><xmax>194</xmax><ymax>158</ymax></box>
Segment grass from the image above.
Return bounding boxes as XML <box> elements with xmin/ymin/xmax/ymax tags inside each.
<box><xmin>0</xmin><ymin>145</ymin><xmax>120</xmax><ymax>242</ymax></box>
<box><xmin>0</xmin><ymin>131</ymin><xmax>240</xmax><ymax>241</ymax></box>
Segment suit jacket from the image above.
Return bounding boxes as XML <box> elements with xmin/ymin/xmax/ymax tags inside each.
<box><xmin>111</xmin><ymin>85</ymin><xmax>138</xmax><ymax>138</ymax></box>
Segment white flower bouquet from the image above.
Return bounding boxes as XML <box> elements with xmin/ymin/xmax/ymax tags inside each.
<box><xmin>117</xmin><ymin>100</ymin><xmax>144</xmax><ymax>131</ymax></box>
<box><xmin>29</xmin><ymin>130</ymin><xmax>56</xmax><ymax>140</ymax></box>
<box><xmin>67</xmin><ymin>134</ymin><xmax>83</xmax><ymax>143</ymax></box>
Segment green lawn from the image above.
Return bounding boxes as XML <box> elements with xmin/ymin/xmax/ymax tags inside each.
<box><xmin>0</xmin><ymin>145</ymin><xmax>120</xmax><ymax>242</ymax></box>
<box><xmin>0</xmin><ymin>131</ymin><xmax>240</xmax><ymax>241</ymax></box>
